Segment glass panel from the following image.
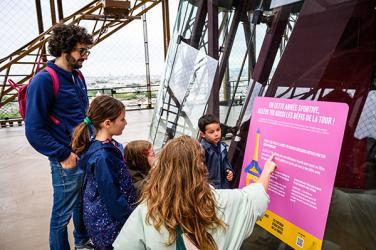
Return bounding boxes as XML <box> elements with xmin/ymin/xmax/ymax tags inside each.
<box><xmin>236</xmin><ymin>0</ymin><xmax>376</xmax><ymax>249</ymax></box>
<box><xmin>149</xmin><ymin>41</ymin><xmax>217</xmax><ymax>149</ymax></box>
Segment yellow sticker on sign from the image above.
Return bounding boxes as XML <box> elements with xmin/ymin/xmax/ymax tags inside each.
<box><xmin>257</xmin><ymin>210</ymin><xmax>322</xmax><ymax>249</ymax></box>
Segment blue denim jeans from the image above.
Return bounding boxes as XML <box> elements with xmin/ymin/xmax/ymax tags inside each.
<box><xmin>49</xmin><ymin>160</ymin><xmax>89</xmax><ymax>250</ymax></box>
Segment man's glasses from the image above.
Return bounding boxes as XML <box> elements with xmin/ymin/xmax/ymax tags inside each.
<box><xmin>75</xmin><ymin>47</ymin><xmax>91</xmax><ymax>57</ymax></box>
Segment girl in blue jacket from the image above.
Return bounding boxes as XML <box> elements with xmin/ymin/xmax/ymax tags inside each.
<box><xmin>72</xmin><ymin>95</ymin><xmax>137</xmax><ymax>249</ymax></box>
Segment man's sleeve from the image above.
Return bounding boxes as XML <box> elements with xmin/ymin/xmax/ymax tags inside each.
<box><xmin>25</xmin><ymin>73</ymin><xmax>71</xmax><ymax>161</ymax></box>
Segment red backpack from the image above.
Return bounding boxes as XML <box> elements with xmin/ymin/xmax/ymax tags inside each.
<box><xmin>8</xmin><ymin>66</ymin><xmax>60</xmax><ymax>124</ymax></box>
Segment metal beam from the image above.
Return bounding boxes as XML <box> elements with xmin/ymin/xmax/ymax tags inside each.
<box><xmin>236</xmin><ymin>6</ymin><xmax>292</xmax><ymax>127</ymax></box>
<box><xmin>162</xmin><ymin>0</ymin><xmax>171</xmax><ymax>58</ymax></box>
<box><xmin>226</xmin><ymin>5</ymin><xmax>292</xmax><ymax>165</ymax></box>
<box><xmin>57</xmin><ymin>0</ymin><xmax>64</xmax><ymax>20</ymax></box>
<box><xmin>207</xmin><ymin>0</ymin><xmax>249</xmax><ymax>118</ymax></box>
<box><xmin>190</xmin><ymin>0</ymin><xmax>207</xmax><ymax>49</ymax></box>
<box><xmin>82</xmin><ymin>14</ymin><xmax>141</xmax><ymax>21</ymax></box>
<box><xmin>0</xmin><ymin>0</ymin><xmax>164</xmax><ymax>109</ymax></box>
<box><xmin>254</xmin><ymin>6</ymin><xmax>292</xmax><ymax>85</ymax></box>
<box><xmin>35</xmin><ymin>0</ymin><xmax>44</xmax><ymax>34</ymax></box>
<box><xmin>207</xmin><ymin>0</ymin><xmax>218</xmax><ymax>59</ymax></box>
<box><xmin>242</xmin><ymin>12</ymin><xmax>255</xmax><ymax>79</ymax></box>
<box><xmin>93</xmin><ymin>1</ymin><xmax>162</xmax><ymax>45</ymax></box>
<box><xmin>50</xmin><ymin>0</ymin><xmax>57</xmax><ymax>25</ymax></box>
<box><xmin>35</xmin><ymin>0</ymin><xmax>48</xmax><ymax>63</ymax></box>
<box><xmin>206</xmin><ymin>0</ymin><xmax>219</xmax><ymax>115</ymax></box>
<box><xmin>142</xmin><ymin>4</ymin><xmax>152</xmax><ymax>109</ymax></box>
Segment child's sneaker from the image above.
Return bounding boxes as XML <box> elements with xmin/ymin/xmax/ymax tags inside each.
<box><xmin>75</xmin><ymin>239</ymin><xmax>94</xmax><ymax>250</ymax></box>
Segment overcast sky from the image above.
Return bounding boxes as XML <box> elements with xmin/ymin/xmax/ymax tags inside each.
<box><xmin>0</xmin><ymin>1</ymin><xmax>271</xmax><ymax>79</ymax></box>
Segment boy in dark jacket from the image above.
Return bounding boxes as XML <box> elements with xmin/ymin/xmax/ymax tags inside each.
<box><xmin>198</xmin><ymin>114</ymin><xmax>234</xmax><ymax>189</ymax></box>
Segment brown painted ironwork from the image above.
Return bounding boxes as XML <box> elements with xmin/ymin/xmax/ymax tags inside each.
<box><xmin>0</xmin><ymin>0</ymin><xmax>167</xmax><ymax>109</ymax></box>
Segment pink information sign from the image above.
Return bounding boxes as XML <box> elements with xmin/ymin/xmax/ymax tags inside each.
<box><xmin>239</xmin><ymin>97</ymin><xmax>348</xmax><ymax>249</ymax></box>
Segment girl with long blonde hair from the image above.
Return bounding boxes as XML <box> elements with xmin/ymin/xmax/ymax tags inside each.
<box><xmin>114</xmin><ymin>135</ymin><xmax>276</xmax><ymax>250</ymax></box>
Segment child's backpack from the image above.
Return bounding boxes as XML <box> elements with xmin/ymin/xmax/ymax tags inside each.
<box><xmin>8</xmin><ymin>66</ymin><xmax>60</xmax><ymax>124</ymax></box>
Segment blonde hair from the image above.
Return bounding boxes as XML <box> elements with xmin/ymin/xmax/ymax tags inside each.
<box><xmin>140</xmin><ymin>135</ymin><xmax>225</xmax><ymax>249</ymax></box>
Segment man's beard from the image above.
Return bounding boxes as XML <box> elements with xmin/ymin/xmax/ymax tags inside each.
<box><xmin>65</xmin><ymin>54</ymin><xmax>83</xmax><ymax>69</ymax></box>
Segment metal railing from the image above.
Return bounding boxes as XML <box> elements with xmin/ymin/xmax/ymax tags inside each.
<box><xmin>0</xmin><ymin>82</ymin><xmax>160</xmax><ymax>128</ymax></box>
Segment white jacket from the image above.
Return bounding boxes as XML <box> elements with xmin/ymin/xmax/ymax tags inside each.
<box><xmin>113</xmin><ymin>183</ymin><xmax>269</xmax><ymax>250</ymax></box>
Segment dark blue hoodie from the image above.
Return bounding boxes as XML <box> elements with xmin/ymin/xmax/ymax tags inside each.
<box><xmin>201</xmin><ymin>139</ymin><xmax>234</xmax><ymax>189</ymax></box>
<box><xmin>25</xmin><ymin>60</ymin><xmax>89</xmax><ymax>162</ymax></box>
<box><xmin>78</xmin><ymin>139</ymin><xmax>137</xmax><ymax>248</ymax></box>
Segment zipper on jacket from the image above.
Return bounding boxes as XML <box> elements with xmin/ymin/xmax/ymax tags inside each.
<box><xmin>72</xmin><ymin>75</ymin><xmax>87</xmax><ymax>114</ymax></box>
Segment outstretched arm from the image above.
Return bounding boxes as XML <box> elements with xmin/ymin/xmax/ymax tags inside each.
<box><xmin>257</xmin><ymin>154</ymin><xmax>277</xmax><ymax>191</ymax></box>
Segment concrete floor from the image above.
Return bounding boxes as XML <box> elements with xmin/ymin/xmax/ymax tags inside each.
<box><xmin>0</xmin><ymin>109</ymin><xmax>154</xmax><ymax>250</ymax></box>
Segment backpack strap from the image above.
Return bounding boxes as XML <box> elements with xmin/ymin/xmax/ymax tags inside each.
<box><xmin>75</xmin><ymin>69</ymin><xmax>84</xmax><ymax>81</ymax></box>
<box><xmin>176</xmin><ymin>226</ymin><xmax>187</xmax><ymax>250</ymax></box>
<box><xmin>8</xmin><ymin>55</ymin><xmax>45</xmax><ymax>92</ymax></box>
<box><xmin>8</xmin><ymin>79</ymin><xmax>20</xmax><ymax>91</ymax></box>
<box><xmin>44</xmin><ymin>66</ymin><xmax>59</xmax><ymax>97</ymax></box>
<box><xmin>35</xmin><ymin>55</ymin><xmax>44</xmax><ymax>73</ymax></box>
<box><xmin>176</xmin><ymin>226</ymin><xmax>200</xmax><ymax>250</ymax></box>
<box><xmin>44</xmin><ymin>66</ymin><xmax>60</xmax><ymax>125</ymax></box>
<box><xmin>74</xmin><ymin>69</ymin><xmax>87</xmax><ymax>92</ymax></box>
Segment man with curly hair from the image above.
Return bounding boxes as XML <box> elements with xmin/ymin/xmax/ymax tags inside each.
<box><xmin>25</xmin><ymin>24</ymin><xmax>94</xmax><ymax>250</ymax></box>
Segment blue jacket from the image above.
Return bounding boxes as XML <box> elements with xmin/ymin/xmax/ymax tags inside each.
<box><xmin>201</xmin><ymin>139</ymin><xmax>234</xmax><ymax>189</ymax></box>
<box><xmin>78</xmin><ymin>139</ymin><xmax>137</xmax><ymax>247</ymax></box>
<box><xmin>25</xmin><ymin>60</ymin><xmax>89</xmax><ymax>162</ymax></box>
